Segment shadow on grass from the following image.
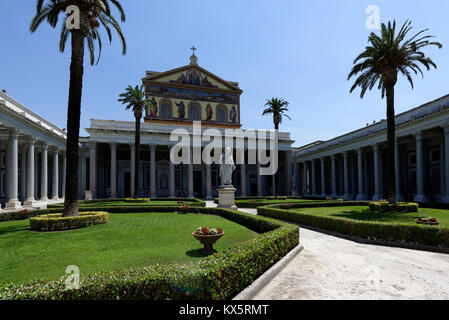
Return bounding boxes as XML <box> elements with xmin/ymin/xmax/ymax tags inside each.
<box><xmin>331</xmin><ymin>209</ymin><xmax>415</xmax><ymax>224</ymax></box>
<box><xmin>0</xmin><ymin>225</ymin><xmax>29</xmax><ymax>235</ymax></box>
<box><xmin>185</xmin><ymin>249</ymin><xmax>217</xmax><ymax>258</ymax></box>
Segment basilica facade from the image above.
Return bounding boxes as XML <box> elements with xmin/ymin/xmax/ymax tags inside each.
<box><xmin>0</xmin><ymin>54</ymin><xmax>294</xmax><ymax>211</ymax></box>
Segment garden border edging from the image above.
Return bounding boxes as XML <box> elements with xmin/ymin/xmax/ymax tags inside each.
<box><xmin>233</xmin><ymin>244</ymin><xmax>304</xmax><ymax>300</ymax></box>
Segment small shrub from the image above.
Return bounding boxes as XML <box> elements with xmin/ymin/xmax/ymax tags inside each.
<box><xmin>29</xmin><ymin>212</ymin><xmax>109</xmax><ymax>232</ymax></box>
<box><xmin>369</xmin><ymin>202</ymin><xmax>419</xmax><ymax>213</ymax></box>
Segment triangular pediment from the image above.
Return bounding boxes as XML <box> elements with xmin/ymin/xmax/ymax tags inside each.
<box><xmin>143</xmin><ymin>64</ymin><xmax>242</xmax><ymax>92</ymax></box>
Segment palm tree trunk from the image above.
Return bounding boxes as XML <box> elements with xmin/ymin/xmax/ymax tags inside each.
<box><xmin>273</xmin><ymin>122</ymin><xmax>279</xmax><ymax>197</ymax></box>
<box><xmin>386</xmin><ymin>85</ymin><xmax>397</xmax><ymax>204</ymax></box>
<box><xmin>134</xmin><ymin>115</ymin><xmax>141</xmax><ymax>199</ymax></box>
<box><xmin>63</xmin><ymin>30</ymin><xmax>85</xmax><ymax>217</ymax></box>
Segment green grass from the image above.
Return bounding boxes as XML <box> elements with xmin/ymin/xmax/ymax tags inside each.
<box><xmin>0</xmin><ymin>212</ymin><xmax>258</xmax><ymax>284</ymax></box>
<box><xmin>292</xmin><ymin>206</ymin><xmax>449</xmax><ymax>227</ymax></box>
<box><xmin>79</xmin><ymin>200</ymin><xmax>180</xmax><ymax>206</ymax></box>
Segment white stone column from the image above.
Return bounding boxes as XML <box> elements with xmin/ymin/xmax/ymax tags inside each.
<box><xmin>24</xmin><ymin>138</ymin><xmax>37</xmax><ymax>207</ymax></box>
<box><xmin>442</xmin><ymin>126</ymin><xmax>449</xmax><ymax>202</ymax></box>
<box><xmin>61</xmin><ymin>152</ymin><xmax>66</xmax><ymax>199</ymax></box>
<box><xmin>34</xmin><ymin>149</ymin><xmax>38</xmax><ymax>200</ymax></box>
<box><xmin>40</xmin><ymin>143</ymin><xmax>49</xmax><ymax>201</ymax></box>
<box><xmin>206</xmin><ymin>164</ymin><xmax>212</xmax><ymax>199</ymax></box>
<box><xmin>372</xmin><ymin>145</ymin><xmax>382</xmax><ymax>201</ymax></box>
<box><xmin>320</xmin><ymin>158</ymin><xmax>326</xmax><ymax>197</ymax></box>
<box><xmin>5</xmin><ymin>129</ymin><xmax>23</xmax><ymax>210</ymax></box>
<box><xmin>394</xmin><ymin>140</ymin><xmax>404</xmax><ymax>202</ymax></box>
<box><xmin>356</xmin><ymin>149</ymin><xmax>366</xmax><ymax>200</ymax></box>
<box><xmin>80</xmin><ymin>152</ymin><xmax>86</xmax><ymax>198</ymax></box>
<box><xmin>414</xmin><ymin>132</ymin><xmax>427</xmax><ymax>202</ymax></box>
<box><xmin>129</xmin><ymin>144</ymin><xmax>135</xmax><ymax>198</ymax></box>
<box><xmin>311</xmin><ymin>160</ymin><xmax>317</xmax><ymax>196</ymax></box>
<box><xmin>150</xmin><ymin>144</ymin><xmax>156</xmax><ymax>197</ymax></box>
<box><xmin>240</xmin><ymin>163</ymin><xmax>246</xmax><ymax>196</ymax></box>
<box><xmin>256</xmin><ymin>158</ymin><xmax>262</xmax><ymax>196</ymax></box>
<box><xmin>286</xmin><ymin>150</ymin><xmax>292</xmax><ymax>196</ymax></box>
<box><xmin>169</xmin><ymin>147</ymin><xmax>175</xmax><ymax>198</ymax></box>
<box><xmin>330</xmin><ymin>156</ymin><xmax>337</xmax><ymax>197</ymax></box>
<box><xmin>188</xmin><ymin>150</ymin><xmax>194</xmax><ymax>198</ymax></box>
<box><xmin>20</xmin><ymin>145</ymin><xmax>26</xmax><ymax>202</ymax></box>
<box><xmin>110</xmin><ymin>143</ymin><xmax>117</xmax><ymax>198</ymax></box>
<box><xmin>89</xmin><ymin>142</ymin><xmax>97</xmax><ymax>199</ymax></box>
<box><xmin>303</xmin><ymin>162</ymin><xmax>308</xmax><ymax>195</ymax></box>
<box><xmin>343</xmin><ymin>152</ymin><xmax>351</xmax><ymax>200</ymax></box>
<box><xmin>51</xmin><ymin>148</ymin><xmax>59</xmax><ymax>200</ymax></box>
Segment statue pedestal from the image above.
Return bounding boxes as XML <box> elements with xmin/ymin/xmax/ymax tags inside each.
<box><xmin>217</xmin><ymin>186</ymin><xmax>238</xmax><ymax>210</ymax></box>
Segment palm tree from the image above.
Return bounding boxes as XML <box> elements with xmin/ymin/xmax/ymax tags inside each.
<box><xmin>118</xmin><ymin>85</ymin><xmax>154</xmax><ymax>199</ymax></box>
<box><xmin>30</xmin><ymin>1</ymin><xmax>126</xmax><ymax>217</ymax></box>
<box><xmin>262</xmin><ymin>97</ymin><xmax>291</xmax><ymax>196</ymax></box>
<box><xmin>348</xmin><ymin>20</ymin><xmax>441</xmax><ymax>204</ymax></box>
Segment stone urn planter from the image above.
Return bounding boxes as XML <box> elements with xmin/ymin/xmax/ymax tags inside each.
<box><xmin>192</xmin><ymin>228</ymin><xmax>224</xmax><ymax>255</ymax></box>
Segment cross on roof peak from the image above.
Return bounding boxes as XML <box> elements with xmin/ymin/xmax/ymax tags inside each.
<box><xmin>191</xmin><ymin>46</ymin><xmax>197</xmax><ymax>55</ymax></box>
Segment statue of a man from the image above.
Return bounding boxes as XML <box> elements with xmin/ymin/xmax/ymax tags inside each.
<box><xmin>219</xmin><ymin>147</ymin><xmax>236</xmax><ymax>186</ymax></box>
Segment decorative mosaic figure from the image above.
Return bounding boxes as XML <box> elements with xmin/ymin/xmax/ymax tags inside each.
<box><xmin>176</xmin><ymin>101</ymin><xmax>186</xmax><ymax>119</ymax></box>
<box><xmin>229</xmin><ymin>106</ymin><xmax>237</xmax><ymax>123</ymax></box>
<box><xmin>206</xmin><ymin>104</ymin><xmax>213</xmax><ymax>121</ymax></box>
<box><xmin>149</xmin><ymin>97</ymin><xmax>158</xmax><ymax>117</ymax></box>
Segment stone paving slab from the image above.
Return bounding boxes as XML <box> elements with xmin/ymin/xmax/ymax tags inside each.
<box><xmin>253</xmin><ymin>227</ymin><xmax>449</xmax><ymax>300</ymax></box>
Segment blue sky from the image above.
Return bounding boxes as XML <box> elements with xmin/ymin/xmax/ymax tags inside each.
<box><xmin>1</xmin><ymin>0</ymin><xmax>448</xmax><ymax>147</ymax></box>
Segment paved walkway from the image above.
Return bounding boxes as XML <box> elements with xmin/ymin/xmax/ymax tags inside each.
<box><xmin>205</xmin><ymin>202</ymin><xmax>449</xmax><ymax>300</ymax></box>
<box><xmin>253</xmin><ymin>227</ymin><xmax>449</xmax><ymax>300</ymax></box>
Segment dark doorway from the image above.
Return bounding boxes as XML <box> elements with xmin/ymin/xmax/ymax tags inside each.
<box><xmin>193</xmin><ymin>170</ymin><xmax>203</xmax><ymax>198</ymax></box>
<box><xmin>249</xmin><ymin>174</ymin><xmax>257</xmax><ymax>196</ymax></box>
<box><xmin>124</xmin><ymin>172</ymin><xmax>131</xmax><ymax>197</ymax></box>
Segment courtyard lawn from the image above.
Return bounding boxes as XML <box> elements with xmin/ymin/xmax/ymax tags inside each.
<box><xmin>292</xmin><ymin>206</ymin><xmax>449</xmax><ymax>228</ymax></box>
<box><xmin>0</xmin><ymin>212</ymin><xmax>259</xmax><ymax>284</ymax></box>
<box><xmin>48</xmin><ymin>199</ymin><xmax>202</xmax><ymax>208</ymax></box>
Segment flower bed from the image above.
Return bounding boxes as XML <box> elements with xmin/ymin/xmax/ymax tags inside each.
<box><xmin>369</xmin><ymin>201</ymin><xmax>419</xmax><ymax>213</ymax></box>
<box><xmin>29</xmin><ymin>212</ymin><xmax>109</xmax><ymax>232</ymax></box>
<box><xmin>0</xmin><ymin>207</ymin><xmax>299</xmax><ymax>300</ymax></box>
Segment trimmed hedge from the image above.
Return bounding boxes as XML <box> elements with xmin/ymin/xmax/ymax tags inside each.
<box><xmin>0</xmin><ymin>207</ymin><xmax>299</xmax><ymax>300</ymax></box>
<box><xmin>47</xmin><ymin>197</ymin><xmax>206</xmax><ymax>208</ymax></box>
<box><xmin>258</xmin><ymin>204</ymin><xmax>449</xmax><ymax>249</ymax></box>
<box><xmin>123</xmin><ymin>198</ymin><xmax>150</xmax><ymax>203</ymax></box>
<box><xmin>30</xmin><ymin>212</ymin><xmax>109</xmax><ymax>232</ymax></box>
<box><xmin>369</xmin><ymin>202</ymin><xmax>419</xmax><ymax>213</ymax></box>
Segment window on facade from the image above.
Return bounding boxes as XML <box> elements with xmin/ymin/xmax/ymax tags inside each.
<box><xmin>189</xmin><ymin>105</ymin><xmax>201</xmax><ymax>121</ymax></box>
<box><xmin>161</xmin><ymin>103</ymin><xmax>171</xmax><ymax>119</ymax></box>
<box><xmin>217</xmin><ymin>107</ymin><xmax>227</xmax><ymax>123</ymax></box>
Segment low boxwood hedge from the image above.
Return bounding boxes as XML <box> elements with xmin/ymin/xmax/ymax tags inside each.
<box><xmin>0</xmin><ymin>207</ymin><xmax>299</xmax><ymax>300</ymax></box>
<box><xmin>258</xmin><ymin>203</ymin><xmax>449</xmax><ymax>249</ymax></box>
<box><xmin>369</xmin><ymin>201</ymin><xmax>419</xmax><ymax>213</ymax></box>
<box><xmin>29</xmin><ymin>212</ymin><xmax>109</xmax><ymax>232</ymax></box>
<box><xmin>123</xmin><ymin>198</ymin><xmax>150</xmax><ymax>203</ymax></box>
<box><xmin>47</xmin><ymin>197</ymin><xmax>206</xmax><ymax>208</ymax></box>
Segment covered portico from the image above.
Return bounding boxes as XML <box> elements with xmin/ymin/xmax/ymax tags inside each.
<box><xmin>0</xmin><ymin>91</ymin><xmax>67</xmax><ymax>211</ymax></box>
<box><xmin>81</xmin><ymin>119</ymin><xmax>294</xmax><ymax>199</ymax></box>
